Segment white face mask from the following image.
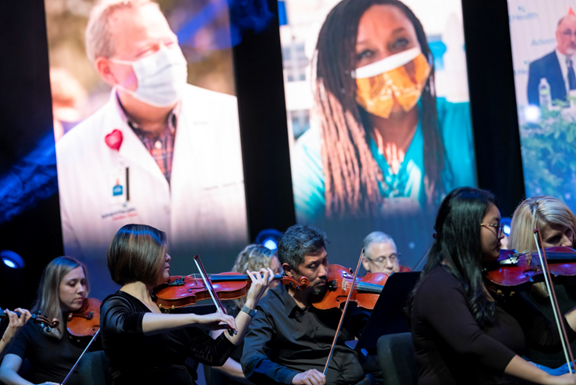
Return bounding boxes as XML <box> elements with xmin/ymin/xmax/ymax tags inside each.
<box><xmin>110</xmin><ymin>45</ymin><xmax>188</xmax><ymax>108</ymax></box>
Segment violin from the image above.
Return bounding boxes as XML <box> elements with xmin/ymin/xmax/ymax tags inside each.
<box><xmin>67</xmin><ymin>298</ymin><xmax>101</xmax><ymax>337</ymax></box>
<box><xmin>0</xmin><ymin>308</ymin><xmax>59</xmax><ymax>332</ymax></box>
<box><xmin>153</xmin><ymin>272</ymin><xmax>309</xmax><ymax>310</ymax></box>
<box><xmin>483</xmin><ymin>246</ymin><xmax>576</xmax><ymax>295</ymax></box>
<box><xmin>311</xmin><ymin>264</ymin><xmax>389</xmax><ymax>310</ymax></box>
<box><xmin>61</xmin><ymin>298</ymin><xmax>102</xmax><ymax>385</ymax></box>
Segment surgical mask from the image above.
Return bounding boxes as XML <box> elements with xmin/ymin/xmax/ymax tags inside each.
<box><xmin>110</xmin><ymin>45</ymin><xmax>188</xmax><ymax>108</ymax></box>
<box><xmin>354</xmin><ymin>47</ymin><xmax>431</xmax><ymax>119</ymax></box>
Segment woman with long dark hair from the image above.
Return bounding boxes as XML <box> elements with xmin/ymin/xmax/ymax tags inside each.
<box><xmin>410</xmin><ymin>187</ymin><xmax>576</xmax><ymax>385</ymax></box>
<box><xmin>292</xmin><ymin>0</ymin><xmax>475</xmax><ymax>222</ymax></box>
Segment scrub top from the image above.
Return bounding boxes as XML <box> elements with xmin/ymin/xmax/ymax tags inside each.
<box><xmin>291</xmin><ymin>97</ymin><xmax>476</xmax><ymax>224</ymax></box>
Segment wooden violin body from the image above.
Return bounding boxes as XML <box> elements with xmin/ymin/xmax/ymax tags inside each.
<box><xmin>153</xmin><ymin>273</ymin><xmax>309</xmax><ymax>310</ymax></box>
<box><xmin>312</xmin><ymin>264</ymin><xmax>388</xmax><ymax>310</ymax></box>
<box><xmin>67</xmin><ymin>298</ymin><xmax>101</xmax><ymax>337</ymax></box>
<box><xmin>483</xmin><ymin>247</ymin><xmax>576</xmax><ymax>295</ymax></box>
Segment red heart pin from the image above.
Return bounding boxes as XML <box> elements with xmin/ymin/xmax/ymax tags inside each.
<box><xmin>105</xmin><ymin>129</ymin><xmax>123</xmax><ymax>151</ymax></box>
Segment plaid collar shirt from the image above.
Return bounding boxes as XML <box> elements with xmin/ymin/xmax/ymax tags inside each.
<box><xmin>116</xmin><ymin>94</ymin><xmax>180</xmax><ymax>184</ymax></box>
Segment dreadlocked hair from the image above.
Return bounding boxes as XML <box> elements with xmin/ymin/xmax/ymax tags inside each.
<box><xmin>314</xmin><ymin>0</ymin><xmax>446</xmax><ymax>217</ymax></box>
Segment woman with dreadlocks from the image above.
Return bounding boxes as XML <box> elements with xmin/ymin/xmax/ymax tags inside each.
<box><xmin>292</xmin><ymin>0</ymin><xmax>475</xmax><ymax>223</ymax></box>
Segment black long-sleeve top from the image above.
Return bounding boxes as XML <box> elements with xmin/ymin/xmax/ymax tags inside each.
<box><xmin>100</xmin><ymin>291</ymin><xmax>235</xmax><ymax>385</ymax></box>
<box><xmin>411</xmin><ymin>265</ymin><xmax>576</xmax><ymax>385</ymax></box>
<box><xmin>240</xmin><ymin>284</ymin><xmax>367</xmax><ymax>385</ymax></box>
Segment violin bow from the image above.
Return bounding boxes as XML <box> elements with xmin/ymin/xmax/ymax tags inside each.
<box><xmin>193</xmin><ymin>255</ymin><xmax>236</xmax><ymax>336</ymax></box>
<box><xmin>533</xmin><ymin>229</ymin><xmax>575</xmax><ymax>372</ymax></box>
<box><xmin>61</xmin><ymin>329</ymin><xmax>100</xmax><ymax>385</ymax></box>
<box><xmin>323</xmin><ymin>248</ymin><xmax>365</xmax><ymax>376</ymax></box>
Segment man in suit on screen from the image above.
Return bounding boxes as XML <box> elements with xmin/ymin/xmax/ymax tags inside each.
<box><xmin>527</xmin><ymin>9</ymin><xmax>576</xmax><ymax>106</ymax></box>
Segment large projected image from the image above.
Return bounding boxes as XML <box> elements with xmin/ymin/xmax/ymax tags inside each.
<box><xmin>46</xmin><ymin>0</ymin><xmax>249</xmax><ymax>298</ymax></box>
<box><xmin>508</xmin><ymin>0</ymin><xmax>576</xmax><ymax>211</ymax></box>
<box><xmin>281</xmin><ymin>0</ymin><xmax>476</xmax><ymax>268</ymax></box>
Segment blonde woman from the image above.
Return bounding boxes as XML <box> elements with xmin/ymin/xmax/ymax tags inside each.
<box><xmin>509</xmin><ymin>196</ymin><xmax>576</xmax><ymax>368</ymax></box>
<box><xmin>509</xmin><ymin>196</ymin><xmax>576</xmax><ymax>252</ymax></box>
<box><xmin>0</xmin><ymin>257</ymin><xmax>91</xmax><ymax>385</ymax></box>
<box><xmin>209</xmin><ymin>245</ymin><xmax>281</xmax><ymax>385</ymax></box>
<box><xmin>100</xmin><ymin>225</ymin><xmax>273</xmax><ymax>385</ymax></box>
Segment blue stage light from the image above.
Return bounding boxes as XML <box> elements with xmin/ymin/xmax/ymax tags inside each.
<box><xmin>501</xmin><ymin>217</ymin><xmax>512</xmax><ymax>237</ymax></box>
<box><xmin>0</xmin><ymin>250</ymin><xmax>25</xmax><ymax>269</ymax></box>
<box><xmin>263</xmin><ymin>239</ymin><xmax>278</xmax><ymax>250</ymax></box>
<box><xmin>256</xmin><ymin>229</ymin><xmax>282</xmax><ymax>250</ymax></box>
<box><xmin>2</xmin><ymin>258</ymin><xmax>17</xmax><ymax>269</ymax></box>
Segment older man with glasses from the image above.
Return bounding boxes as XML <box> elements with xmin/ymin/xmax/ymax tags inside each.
<box><xmin>361</xmin><ymin>231</ymin><xmax>411</xmax><ymax>275</ymax></box>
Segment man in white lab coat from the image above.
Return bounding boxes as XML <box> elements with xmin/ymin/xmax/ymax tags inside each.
<box><xmin>56</xmin><ymin>0</ymin><xmax>247</xmax><ymax>298</ymax></box>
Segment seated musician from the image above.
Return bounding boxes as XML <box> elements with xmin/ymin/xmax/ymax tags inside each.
<box><xmin>0</xmin><ymin>257</ymin><xmax>92</xmax><ymax>385</ymax></box>
<box><xmin>99</xmin><ymin>224</ymin><xmax>273</xmax><ymax>385</ymax></box>
<box><xmin>409</xmin><ymin>187</ymin><xmax>576</xmax><ymax>385</ymax></box>
<box><xmin>361</xmin><ymin>231</ymin><xmax>411</xmax><ymax>274</ymax></box>
<box><xmin>209</xmin><ymin>244</ymin><xmax>282</xmax><ymax>384</ymax></box>
<box><xmin>241</xmin><ymin>224</ymin><xmax>374</xmax><ymax>385</ymax></box>
<box><xmin>0</xmin><ymin>308</ymin><xmax>31</xmax><ymax>355</ymax></box>
<box><xmin>509</xmin><ymin>195</ymin><xmax>576</xmax><ymax>368</ymax></box>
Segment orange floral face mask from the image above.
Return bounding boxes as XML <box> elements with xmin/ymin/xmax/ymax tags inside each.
<box><xmin>354</xmin><ymin>47</ymin><xmax>431</xmax><ymax>119</ymax></box>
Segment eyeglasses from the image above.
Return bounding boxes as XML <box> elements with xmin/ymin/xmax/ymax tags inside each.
<box><xmin>480</xmin><ymin>223</ymin><xmax>504</xmax><ymax>238</ymax></box>
<box><xmin>365</xmin><ymin>253</ymin><xmax>400</xmax><ymax>265</ymax></box>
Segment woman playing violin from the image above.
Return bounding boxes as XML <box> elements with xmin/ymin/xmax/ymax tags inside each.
<box><xmin>508</xmin><ymin>195</ymin><xmax>576</xmax><ymax>368</ymax></box>
<box><xmin>208</xmin><ymin>244</ymin><xmax>281</xmax><ymax>385</ymax></box>
<box><xmin>100</xmin><ymin>224</ymin><xmax>274</xmax><ymax>385</ymax></box>
<box><xmin>409</xmin><ymin>187</ymin><xmax>576</xmax><ymax>385</ymax></box>
<box><xmin>0</xmin><ymin>256</ymin><xmax>91</xmax><ymax>385</ymax></box>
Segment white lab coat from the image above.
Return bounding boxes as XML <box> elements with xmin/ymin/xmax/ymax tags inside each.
<box><xmin>56</xmin><ymin>85</ymin><xmax>248</xmax><ymax>298</ymax></box>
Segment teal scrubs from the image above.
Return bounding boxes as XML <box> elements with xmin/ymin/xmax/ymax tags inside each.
<box><xmin>291</xmin><ymin>97</ymin><xmax>476</xmax><ymax>224</ymax></box>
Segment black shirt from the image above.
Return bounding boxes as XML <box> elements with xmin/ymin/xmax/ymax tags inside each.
<box><xmin>100</xmin><ymin>291</ymin><xmax>235</xmax><ymax>385</ymax></box>
<box><xmin>411</xmin><ymin>266</ymin><xmax>576</xmax><ymax>385</ymax></box>
<box><xmin>241</xmin><ymin>284</ymin><xmax>366</xmax><ymax>385</ymax></box>
<box><xmin>7</xmin><ymin>321</ymin><xmax>86</xmax><ymax>385</ymax></box>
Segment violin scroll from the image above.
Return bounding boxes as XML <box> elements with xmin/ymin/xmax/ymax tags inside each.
<box><xmin>279</xmin><ymin>275</ymin><xmax>309</xmax><ymax>291</ymax></box>
<box><xmin>0</xmin><ymin>308</ymin><xmax>59</xmax><ymax>332</ymax></box>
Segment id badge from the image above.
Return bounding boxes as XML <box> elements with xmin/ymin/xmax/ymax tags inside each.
<box><xmin>110</xmin><ymin>167</ymin><xmax>128</xmax><ymax>205</ymax></box>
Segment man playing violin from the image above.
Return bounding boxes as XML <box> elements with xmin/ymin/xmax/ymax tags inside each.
<box><xmin>361</xmin><ymin>231</ymin><xmax>411</xmax><ymax>275</ymax></box>
<box><xmin>241</xmin><ymin>224</ymin><xmax>374</xmax><ymax>385</ymax></box>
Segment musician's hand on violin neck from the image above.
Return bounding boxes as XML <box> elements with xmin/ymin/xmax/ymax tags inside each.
<box><xmin>244</xmin><ymin>268</ymin><xmax>274</xmax><ymax>309</ymax></box>
<box><xmin>195</xmin><ymin>312</ymin><xmax>237</xmax><ymax>332</ymax></box>
<box><xmin>292</xmin><ymin>369</ymin><xmax>326</xmax><ymax>385</ymax></box>
<box><xmin>2</xmin><ymin>308</ymin><xmax>31</xmax><ymax>344</ymax></box>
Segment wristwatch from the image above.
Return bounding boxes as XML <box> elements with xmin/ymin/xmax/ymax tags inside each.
<box><xmin>241</xmin><ymin>306</ymin><xmax>257</xmax><ymax>317</ymax></box>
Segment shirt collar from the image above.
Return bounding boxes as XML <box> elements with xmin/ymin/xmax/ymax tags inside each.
<box><xmin>276</xmin><ymin>284</ymin><xmax>306</xmax><ymax>317</ymax></box>
<box><xmin>114</xmin><ymin>91</ymin><xmax>180</xmax><ymax>135</ymax></box>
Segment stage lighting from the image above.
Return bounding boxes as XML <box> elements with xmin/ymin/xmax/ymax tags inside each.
<box><xmin>256</xmin><ymin>229</ymin><xmax>282</xmax><ymax>250</ymax></box>
<box><xmin>0</xmin><ymin>250</ymin><xmax>25</xmax><ymax>269</ymax></box>
<box><xmin>501</xmin><ymin>217</ymin><xmax>512</xmax><ymax>237</ymax></box>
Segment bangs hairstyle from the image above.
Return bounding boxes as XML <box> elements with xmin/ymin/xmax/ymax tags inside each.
<box><xmin>409</xmin><ymin>187</ymin><xmax>497</xmax><ymax>328</ymax></box>
<box><xmin>107</xmin><ymin>224</ymin><xmax>167</xmax><ymax>286</ymax></box>
<box><xmin>85</xmin><ymin>0</ymin><xmax>158</xmax><ymax>63</ymax></box>
<box><xmin>277</xmin><ymin>225</ymin><xmax>328</xmax><ymax>270</ymax></box>
<box><xmin>232</xmin><ymin>244</ymin><xmax>277</xmax><ymax>308</ymax></box>
<box><xmin>32</xmin><ymin>256</ymin><xmax>89</xmax><ymax>339</ymax></box>
<box><xmin>314</xmin><ymin>0</ymin><xmax>446</xmax><ymax>217</ymax></box>
<box><xmin>509</xmin><ymin>195</ymin><xmax>576</xmax><ymax>252</ymax></box>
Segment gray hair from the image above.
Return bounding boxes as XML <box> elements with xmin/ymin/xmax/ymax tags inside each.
<box><xmin>363</xmin><ymin>231</ymin><xmax>396</xmax><ymax>257</ymax></box>
<box><xmin>85</xmin><ymin>0</ymin><xmax>158</xmax><ymax>63</ymax></box>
